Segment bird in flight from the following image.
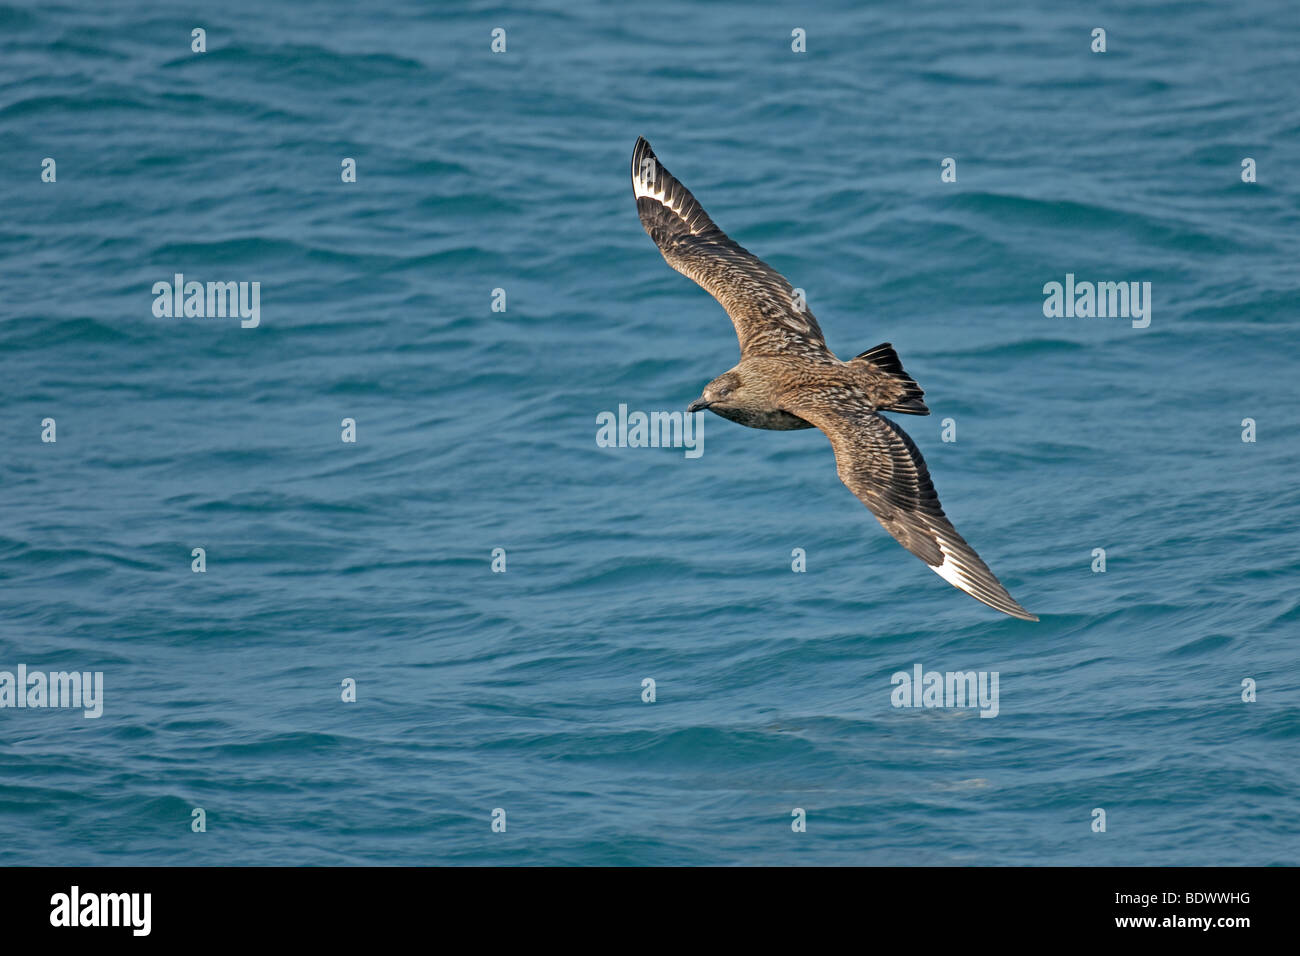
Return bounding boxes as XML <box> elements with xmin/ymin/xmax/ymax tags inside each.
<box><xmin>630</xmin><ymin>137</ymin><xmax>1037</xmax><ymax>621</ymax></box>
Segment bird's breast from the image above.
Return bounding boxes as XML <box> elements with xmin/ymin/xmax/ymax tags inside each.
<box><xmin>712</xmin><ymin>406</ymin><xmax>814</xmax><ymax>430</ymax></box>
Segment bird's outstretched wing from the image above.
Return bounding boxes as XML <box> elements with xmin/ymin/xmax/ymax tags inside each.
<box><xmin>792</xmin><ymin>396</ymin><xmax>1038</xmax><ymax>620</ymax></box>
<box><xmin>631</xmin><ymin>137</ymin><xmax>832</xmax><ymax>361</ymax></box>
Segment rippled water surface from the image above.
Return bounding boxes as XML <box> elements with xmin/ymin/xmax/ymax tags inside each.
<box><xmin>1</xmin><ymin>1</ymin><xmax>1298</xmax><ymax>864</ymax></box>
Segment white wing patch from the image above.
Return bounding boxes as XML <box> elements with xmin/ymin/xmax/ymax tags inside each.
<box><xmin>632</xmin><ymin>160</ymin><xmax>705</xmax><ymax>234</ymax></box>
<box><xmin>929</xmin><ymin>532</ymin><xmax>982</xmax><ymax>593</ymax></box>
<box><xmin>928</xmin><ymin>548</ymin><xmax>967</xmax><ymax>592</ymax></box>
<box><xmin>926</xmin><ymin>531</ymin><xmax>1038</xmax><ymax>621</ymax></box>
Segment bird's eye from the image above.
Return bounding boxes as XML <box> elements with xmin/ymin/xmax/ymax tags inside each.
<box><xmin>715</xmin><ymin>385</ymin><xmax>731</xmax><ymax>398</ymax></box>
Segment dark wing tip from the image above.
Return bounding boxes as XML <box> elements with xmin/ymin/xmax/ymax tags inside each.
<box><xmin>630</xmin><ymin>137</ymin><xmax>720</xmax><ymax>243</ymax></box>
<box><xmin>1003</xmin><ymin>603</ymin><xmax>1039</xmax><ymax>622</ymax></box>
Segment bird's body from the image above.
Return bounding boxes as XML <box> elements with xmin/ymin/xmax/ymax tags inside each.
<box><xmin>693</xmin><ymin>351</ymin><xmax>928</xmax><ymax>431</ymax></box>
<box><xmin>631</xmin><ymin>137</ymin><xmax>1038</xmax><ymax>621</ymax></box>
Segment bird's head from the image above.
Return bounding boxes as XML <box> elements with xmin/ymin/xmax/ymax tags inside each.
<box><xmin>687</xmin><ymin>371</ymin><xmax>744</xmax><ymax>415</ymax></box>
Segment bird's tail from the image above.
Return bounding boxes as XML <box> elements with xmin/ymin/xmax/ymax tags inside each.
<box><xmin>853</xmin><ymin>343</ymin><xmax>929</xmax><ymax>415</ymax></box>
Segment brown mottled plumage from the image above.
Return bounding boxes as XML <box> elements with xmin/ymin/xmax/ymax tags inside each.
<box><xmin>631</xmin><ymin>137</ymin><xmax>1037</xmax><ymax>621</ymax></box>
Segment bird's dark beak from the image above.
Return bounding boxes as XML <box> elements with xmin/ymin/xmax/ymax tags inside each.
<box><xmin>687</xmin><ymin>397</ymin><xmax>711</xmax><ymax>413</ymax></box>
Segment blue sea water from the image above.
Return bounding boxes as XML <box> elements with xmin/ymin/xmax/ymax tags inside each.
<box><xmin>1</xmin><ymin>0</ymin><xmax>1298</xmax><ymax>866</ymax></box>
